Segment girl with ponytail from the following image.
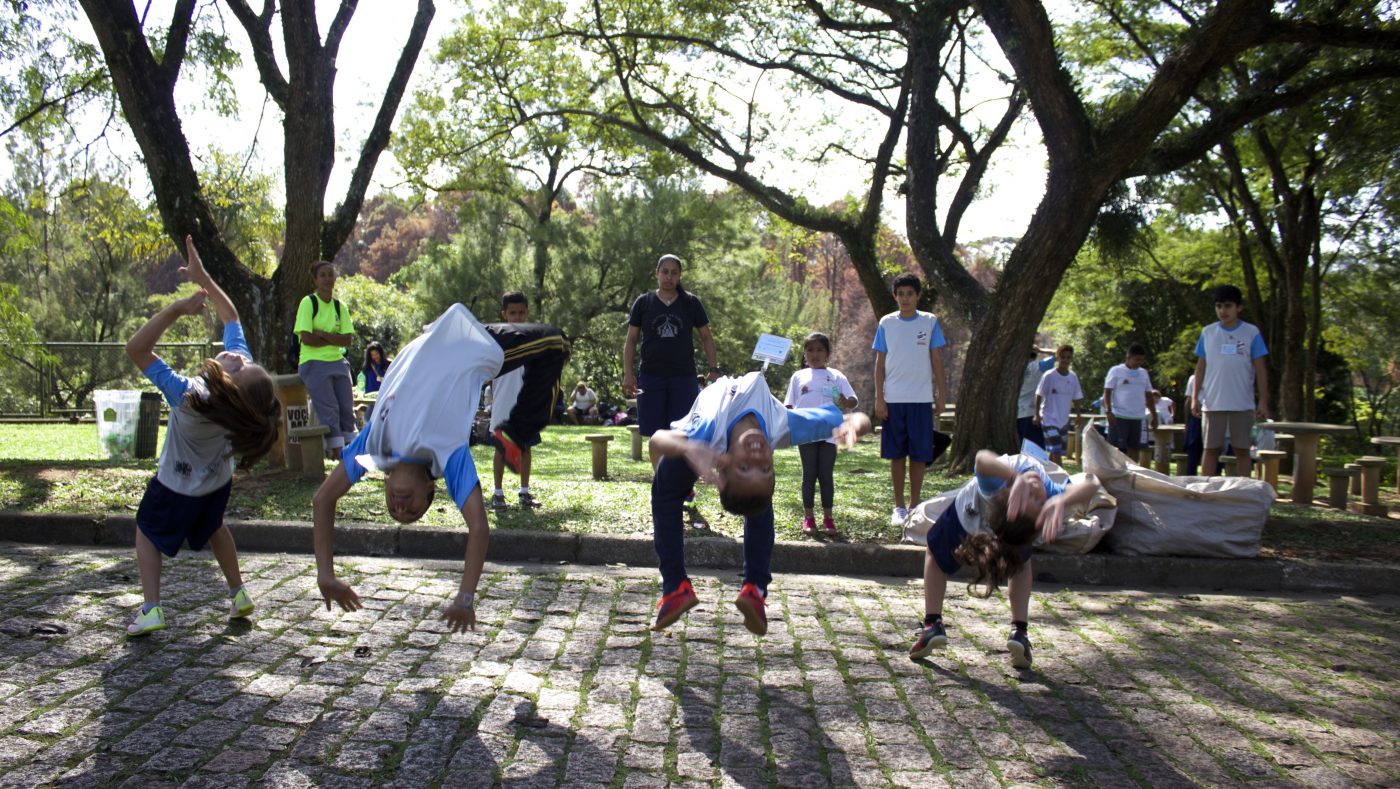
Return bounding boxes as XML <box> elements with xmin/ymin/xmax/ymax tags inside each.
<box><xmin>122</xmin><ymin>236</ymin><xmax>282</xmax><ymax>637</ymax></box>
<box><xmin>909</xmin><ymin>450</ymin><xmax>1099</xmax><ymax>669</ymax></box>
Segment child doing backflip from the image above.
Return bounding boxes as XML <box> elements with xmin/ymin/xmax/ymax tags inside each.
<box><xmin>784</xmin><ymin>332</ymin><xmax>859</xmax><ymax>536</ymax></box>
<box><xmin>650</xmin><ymin>371</ymin><xmax>870</xmax><ymax>635</ymax></box>
<box><xmin>312</xmin><ymin>304</ymin><xmax>566</xmax><ymax>632</ymax></box>
<box><xmin>124</xmin><ymin>236</ymin><xmax>282</xmax><ymax>636</ymax></box>
<box><xmin>909</xmin><ymin>451</ymin><xmax>1100</xmax><ymax>668</ymax></box>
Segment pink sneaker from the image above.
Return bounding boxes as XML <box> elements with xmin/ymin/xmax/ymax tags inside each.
<box><xmin>800</xmin><ymin>516</ymin><xmax>817</xmax><ymax>534</ymax></box>
<box><xmin>821</xmin><ymin>515</ymin><xmax>838</xmax><ymax>535</ymax></box>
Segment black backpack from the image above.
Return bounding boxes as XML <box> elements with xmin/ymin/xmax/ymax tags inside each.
<box><xmin>287</xmin><ymin>295</ymin><xmax>343</xmax><ymax>369</ymax></box>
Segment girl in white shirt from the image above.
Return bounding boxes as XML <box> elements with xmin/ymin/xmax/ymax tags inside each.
<box><xmin>784</xmin><ymin>333</ymin><xmax>859</xmax><ymax>535</ymax></box>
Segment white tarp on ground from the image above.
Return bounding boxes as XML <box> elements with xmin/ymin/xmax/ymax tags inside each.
<box><xmin>1081</xmin><ymin>427</ymin><xmax>1274</xmax><ymax>558</ymax></box>
<box><xmin>901</xmin><ymin>456</ymin><xmax>1118</xmax><ymax>555</ymax></box>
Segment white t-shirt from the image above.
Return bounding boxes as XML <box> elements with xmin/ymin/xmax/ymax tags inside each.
<box><xmin>1154</xmin><ymin>396</ymin><xmax>1174</xmax><ymax>424</ymax></box>
<box><xmin>872</xmin><ymin>311</ymin><xmax>946</xmax><ymax>404</ymax></box>
<box><xmin>1193</xmin><ymin>320</ymin><xmax>1268</xmax><ymax>412</ymax></box>
<box><xmin>1036</xmin><ymin>369</ymin><xmax>1083</xmax><ymax>428</ymax></box>
<box><xmin>951</xmin><ymin>454</ymin><xmax>1067</xmax><ymax>536</ymax></box>
<box><xmin>344</xmin><ymin>304</ymin><xmax>503</xmax><ymax>509</ymax></box>
<box><xmin>675</xmin><ymin>371</ymin><xmax>841</xmax><ymax>451</ymax></box>
<box><xmin>785</xmin><ymin>367</ymin><xmax>858</xmax><ymax>444</ymax></box>
<box><xmin>1103</xmin><ymin>364</ymin><xmax>1153</xmax><ymax>419</ymax></box>
<box><xmin>1018</xmin><ymin>358</ymin><xmax>1055</xmax><ymax>418</ymax></box>
<box><xmin>571</xmin><ymin>387</ymin><xmax>598</xmax><ymax>411</ymax></box>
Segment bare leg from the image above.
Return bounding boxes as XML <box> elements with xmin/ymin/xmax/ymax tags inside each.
<box><xmin>649</xmin><ymin>441</ymin><xmax>663</xmax><ymax>470</ymax></box>
<box><xmin>520</xmin><ymin>448</ymin><xmax>532</xmax><ymax>489</ymax></box>
<box><xmin>206</xmin><ymin>525</ymin><xmax>244</xmax><ymax>591</ymax></box>
<box><xmin>923</xmin><ymin>551</ymin><xmax>948</xmax><ymax>617</ymax></box>
<box><xmin>909</xmin><ymin>460</ymin><xmax>927</xmax><ymax>504</ymax></box>
<box><xmin>135</xmin><ymin>530</ymin><xmax>164</xmax><ymax>606</ymax></box>
<box><xmin>1202</xmin><ymin>447</ymin><xmax>1221</xmax><ymax>476</ymax></box>
<box><xmin>1049</xmin><ymin>451</ymin><xmax>1063</xmax><ymax>466</ymax></box>
<box><xmin>1009</xmin><ymin>560</ymin><xmax>1033</xmax><ymax>623</ymax></box>
<box><xmin>493</xmin><ymin>447</ymin><xmax>506</xmax><ymax>491</ymax></box>
<box><xmin>1234</xmin><ymin>453</ymin><xmax>1251</xmax><ymax>478</ymax></box>
<box><xmin>890</xmin><ymin>458</ymin><xmax>907</xmax><ymax>509</ymax></box>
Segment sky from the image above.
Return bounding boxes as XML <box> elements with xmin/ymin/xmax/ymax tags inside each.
<box><xmin>51</xmin><ymin>1</ymin><xmax>1047</xmax><ymax>247</ymax></box>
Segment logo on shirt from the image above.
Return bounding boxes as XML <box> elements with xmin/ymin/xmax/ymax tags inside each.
<box><xmin>175</xmin><ymin>461</ymin><xmax>192</xmax><ymax>477</ymax></box>
<box><xmin>914</xmin><ymin>330</ymin><xmax>930</xmax><ymax>346</ymax></box>
<box><xmin>654</xmin><ymin>315</ymin><xmax>683</xmax><ymax>339</ymax></box>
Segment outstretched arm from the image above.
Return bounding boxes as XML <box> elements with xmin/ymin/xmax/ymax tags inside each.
<box><xmin>125</xmin><ymin>291</ymin><xmax>208</xmax><ymax>369</ymax></box>
<box><xmin>1033</xmin><ymin>474</ymin><xmax>1102</xmax><ymax>544</ymax></box>
<box><xmin>180</xmin><ymin>236</ymin><xmax>238</xmax><ymax>325</ymax></box>
<box><xmin>312</xmin><ymin>464</ymin><xmax>361</xmax><ymax>612</ymax></box>
<box><xmin>442</xmin><ymin>487</ymin><xmax>491</xmax><ymax>634</ymax></box>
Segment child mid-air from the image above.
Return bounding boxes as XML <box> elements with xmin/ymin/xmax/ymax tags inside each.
<box><xmin>784</xmin><ymin>332</ymin><xmax>859</xmax><ymax>535</ymax></box>
<box><xmin>124</xmin><ymin>236</ymin><xmax>282</xmax><ymax>636</ymax></box>
<box><xmin>909</xmin><ymin>450</ymin><xmax>1100</xmax><ymax>668</ymax></box>
<box><xmin>650</xmin><ymin>371</ymin><xmax>870</xmax><ymax>635</ymax></box>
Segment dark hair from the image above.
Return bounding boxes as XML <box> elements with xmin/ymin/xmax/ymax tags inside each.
<box><xmin>1056</xmin><ymin>344</ymin><xmax>1074</xmax><ymax>355</ymax></box>
<box><xmin>1126</xmin><ymin>343</ymin><xmax>1147</xmax><ymax>357</ymax></box>
<box><xmin>891</xmin><ymin>273</ymin><xmax>922</xmax><ymax>295</ymax></box>
<box><xmin>656</xmin><ymin>254</ymin><xmax>687</xmax><ymax>296</ymax></box>
<box><xmin>310</xmin><ymin>260</ymin><xmax>334</xmax><ymax>277</ymax></box>
<box><xmin>953</xmin><ymin>486</ymin><xmax>1037</xmax><ymax>598</ymax></box>
<box><xmin>188</xmin><ymin>359</ymin><xmax>282</xmax><ymax>470</ymax></box>
<box><xmin>1212</xmin><ymin>284</ymin><xmax>1244</xmax><ymax>305</ymax></box>
<box><xmin>802</xmin><ymin>332</ymin><xmax>831</xmax><ymax>356</ymax></box>
<box><xmin>362</xmin><ymin>341</ymin><xmax>389</xmax><ymax>375</ymax></box>
<box><xmin>501</xmin><ymin>291</ymin><xmax>528</xmax><ymax>311</ymax></box>
<box><xmin>719</xmin><ymin>485</ymin><xmax>772</xmax><ymax>517</ymax></box>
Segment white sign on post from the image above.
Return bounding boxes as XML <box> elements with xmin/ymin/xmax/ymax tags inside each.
<box><xmin>751</xmin><ymin>333</ymin><xmax>793</xmax><ymax>370</ymax></box>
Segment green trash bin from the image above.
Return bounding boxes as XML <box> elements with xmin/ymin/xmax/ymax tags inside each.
<box><xmin>136</xmin><ymin>391</ymin><xmax>162</xmax><ymax>459</ymax></box>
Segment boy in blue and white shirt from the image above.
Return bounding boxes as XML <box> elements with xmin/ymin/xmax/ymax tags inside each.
<box><xmin>649</xmin><ymin>372</ymin><xmax>870</xmax><ymax>636</ymax></box>
<box><xmin>1192</xmin><ymin>285</ymin><xmax>1270</xmax><ymax>477</ymax></box>
<box><xmin>1103</xmin><ymin>343</ymin><xmax>1155</xmax><ymax>458</ymax></box>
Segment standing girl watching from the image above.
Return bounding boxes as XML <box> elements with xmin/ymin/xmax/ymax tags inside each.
<box><xmin>784</xmin><ymin>332</ymin><xmax>858</xmax><ymax>535</ymax></box>
<box><xmin>124</xmin><ymin>236</ymin><xmax>281</xmax><ymax>636</ymax></box>
<box><xmin>359</xmin><ymin>341</ymin><xmax>391</xmax><ymax>395</ymax></box>
<box><xmin>296</xmin><ymin>261</ymin><xmax>357</xmax><ymax>457</ymax></box>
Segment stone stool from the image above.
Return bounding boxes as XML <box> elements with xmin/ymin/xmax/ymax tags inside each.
<box><xmin>1345</xmin><ymin>463</ymin><xmax>1361</xmax><ymax>495</ymax></box>
<box><xmin>1349</xmin><ymin>456</ymin><xmax>1389</xmax><ymax>517</ymax></box>
<box><xmin>585</xmin><ymin>434</ymin><xmax>614</xmax><ymax>480</ymax></box>
<box><xmin>627</xmin><ymin>425</ymin><xmax>643</xmax><ymax>461</ymax></box>
<box><xmin>1255</xmin><ymin>450</ymin><xmax>1287</xmax><ymax>491</ymax></box>
<box><xmin>1323</xmin><ymin>467</ymin><xmax>1356</xmax><ymax>509</ymax></box>
<box><xmin>271</xmin><ymin>373</ymin><xmax>310</xmax><ymax>471</ymax></box>
<box><xmin>288</xmin><ymin>425</ymin><xmax>331</xmax><ymax>481</ymax></box>
<box><xmin>1172</xmin><ymin>453</ymin><xmax>1188</xmax><ymax>477</ymax></box>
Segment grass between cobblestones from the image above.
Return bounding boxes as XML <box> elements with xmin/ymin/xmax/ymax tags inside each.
<box><xmin>2</xmin><ymin>423</ymin><xmax>1399</xmax><ymax>565</ymax></box>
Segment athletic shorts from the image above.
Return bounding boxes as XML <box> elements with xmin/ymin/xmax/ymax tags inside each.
<box><xmin>1203</xmin><ymin>410</ymin><xmax>1253</xmax><ymax>450</ymax></box>
<box><xmin>637</xmin><ymin>372</ymin><xmax>701</xmax><ymax>437</ymax></box>
<box><xmin>1016</xmin><ymin>416</ymin><xmax>1045</xmax><ymax>450</ymax></box>
<box><xmin>880</xmin><ymin>402</ymin><xmax>934</xmax><ymax>463</ymax></box>
<box><xmin>1109</xmin><ymin>416</ymin><xmax>1144</xmax><ymax>450</ymax></box>
<box><xmin>135</xmin><ymin>476</ymin><xmax>233</xmax><ymax>558</ymax></box>
<box><xmin>925</xmin><ymin>502</ymin><xmax>1032</xmax><ymax>576</ymax></box>
<box><xmin>1042</xmin><ymin>423</ymin><xmax>1067</xmax><ymax>455</ymax></box>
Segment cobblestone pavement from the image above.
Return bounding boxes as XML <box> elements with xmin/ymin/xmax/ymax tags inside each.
<box><xmin>0</xmin><ymin>543</ymin><xmax>1395</xmax><ymax>788</ymax></box>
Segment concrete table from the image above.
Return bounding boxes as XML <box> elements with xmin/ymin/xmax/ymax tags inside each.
<box><xmin>1152</xmin><ymin>424</ymin><xmax>1185</xmax><ymax>474</ymax></box>
<box><xmin>1371</xmin><ymin>436</ymin><xmax>1400</xmax><ymax>493</ymax></box>
<box><xmin>1266</xmin><ymin>422</ymin><xmax>1357</xmax><ymax>505</ymax></box>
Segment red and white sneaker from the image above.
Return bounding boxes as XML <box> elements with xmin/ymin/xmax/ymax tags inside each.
<box><xmin>733</xmin><ymin>582</ymin><xmax>768</xmax><ymax>636</ymax></box>
<box><xmin>651</xmin><ymin>579</ymin><xmax>699</xmax><ymax>631</ymax></box>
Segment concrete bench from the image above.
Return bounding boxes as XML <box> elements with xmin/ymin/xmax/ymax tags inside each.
<box><xmin>288</xmin><ymin>425</ymin><xmax>331</xmax><ymax>481</ymax></box>
<box><xmin>1350</xmin><ymin>456</ymin><xmax>1389</xmax><ymax>517</ymax></box>
<box><xmin>1345</xmin><ymin>462</ymin><xmax>1361</xmax><ymax>495</ymax></box>
<box><xmin>1255</xmin><ymin>450</ymin><xmax>1287</xmax><ymax>491</ymax></box>
<box><xmin>1323</xmin><ymin>467</ymin><xmax>1355</xmax><ymax>509</ymax></box>
<box><xmin>585</xmin><ymin>434</ymin><xmax>614</xmax><ymax>480</ymax></box>
<box><xmin>627</xmin><ymin>425</ymin><xmax>643</xmax><ymax>461</ymax></box>
<box><xmin>1172</xmin><ymin>453</ymin><xmax>1188</xmax><ymax>477</ymax></box>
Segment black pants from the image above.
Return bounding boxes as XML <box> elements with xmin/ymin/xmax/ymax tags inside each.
<box><xmin>486</xmin><ymin>322</ymin><xmax>569</xmax><ymax>446</ymax></box>
<box><xmin>799</xmin><ymin>441</ymin><xmax>837</xmax><ymax>510</ymax></box>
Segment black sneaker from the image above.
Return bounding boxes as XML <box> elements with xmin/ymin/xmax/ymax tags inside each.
<box><xmin>490</xmin><ymin>493</ymin><xmax>508</xmax><ymax>511</ymax></box>
<box><xmin>518</xmin><ymin>492</ymin><xmax>538</xmax><ymax>509</ymax></box>
<box><xmin>909</xmin><ymin>619</ymin><xmax>947</xmax><ymax>659</ymax></box>
<box><xmin>1007</xmin><ymin>629</ymin><xmax>1033</xmax><ymax>669</ymax></box>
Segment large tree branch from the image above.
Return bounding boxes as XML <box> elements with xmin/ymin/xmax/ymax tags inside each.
<box><xmin>225</xmin><ymin>0</ymin><xmax>288</xmax><ymax>108</ymax></box>
<box><xmin>1264</xmin><ymin>19</ymin><xmax>1400</xmax><ymax>50</ymax></box>
<box><xmin>323</xmin><ymin>0</ymin><xmax>358</xmax><ymax>60</ymax></box>
<box><xmin>158</xmin><ymin>0</ymin><xmax>198</xmax><ymax>89</ymax></box>
<box><xmin>943</xmin><ymin>87</ymin><xmax>1026</xmax><ymax>244</ymax></box>
<box><xmin>323</xmin><ymin>0</ymin><xmax>435</xmax><ymax>257</ymax></box>
<box><xmin>0</xmin><ymin>73</ymin><xmax>106</xmax><ymax>138</ymax></box>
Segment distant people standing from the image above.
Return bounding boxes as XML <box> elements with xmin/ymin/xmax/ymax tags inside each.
<box><xmin>358</xmin><ymin>342</ymin><xmax>391</xmax><ymax>395</ymax></box>
<box><xmin>1183</xmin><ymin>374</ymin><xmax>1203</xmax><ymax>475</ymax></box>
<box><xmin>1017</xmin><ymin>348</ymin><xmax>1056</xmax><ymax>449</ymax></box>
<box><xmin>785</xmin><ymin>332</ymin><xmax>859</xmax><ymax>536</ymax></box>
<box><xmin>622</xmin><ymin>254</ymin><xmax>719</xmax><ymax>468</ymax></box>
<box><xmin>296</xmin><ymin>261</ymin><xmax>357</xmax><ymax>457</ymax></box>
<box><xmin>1033</xmin><ymin>345</ymin><xmax>1083</xmax><ymax>466</ymax></box>
<box><xmin>1103</xmin><ymin>344</ymin><xmax>1155</xmax><ymax>458</ymax></box>
<box><xmin>1193</xmin><ymin>285</ymin><xmax>1270</xmax><ymax>477</ymax></box>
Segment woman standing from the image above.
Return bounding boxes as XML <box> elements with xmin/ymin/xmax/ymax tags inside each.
<box><xmin>295</xmin><ymin>261</ymin><xmax>357</xmax><ymax>456</ymax></box>
<box><xmin>359</xmin><ymin>341</ymin><xmax>392</xmax><ymax>395</ymax></box>
<box><xmin>622</xmin><ymin>254</ymin><xmax>719</xmax><ymax>467</ymax></box>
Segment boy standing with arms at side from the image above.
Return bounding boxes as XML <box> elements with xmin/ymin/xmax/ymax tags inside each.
<box><xmin>873</xmin><ymin>274</ymin><xmax>948</xmax><ymax>527</ymax></box>
<box><xmin>490</xmin><ymin>292</ymin><xmax>538</xmax><ymax>510</ymax></box>
<box><xmin>1103</xmin><ymin>344</ymin><xmax>1155</xmax><ymax>461</ymax></box>
<box><xmin>1033</xmin><ymin>344</ymin><xmax>1084</xmax><ymax>466</ymax></box>
<box><xmin>1192</xmin><ymin>285</ymin><xmax>1270</xmax><ymax>477</ymax></box>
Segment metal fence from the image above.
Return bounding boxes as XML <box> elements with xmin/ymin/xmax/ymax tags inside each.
<box><xmin>1</xmin><ymin>341</ymin><xmax>222</xmax><ymax>418</ymax></box>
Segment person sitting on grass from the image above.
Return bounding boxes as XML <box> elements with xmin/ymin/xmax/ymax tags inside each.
<box><xmin>649</xmin><ymin>371</ymin><xmax>871</xmax><ymax>636</ymax></box>
<box><xmin>312</xmin><ymin>303</ymin><xmax>566</xmax><ymax>633</ymax></box>
<box><xmin>124</xmin><ymin>236</ymin><xmax>281</xmax><ymax>636</ymax></box>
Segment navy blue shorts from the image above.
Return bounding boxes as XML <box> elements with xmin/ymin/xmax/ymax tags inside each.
<box><xmin>926</xmin><ymin>501</ymin><xmax>1034</xmax><ymax>576</ymax></box>
<box><xmin>136</xmin><ymin>476</ymin><xmax>233</xmax><ymax>558</ymax></box>
<box><xmin>1042</xmin><ymin>423</ymin><xmax>1067</xmax><ymax>454</ymax></box>
<box><xmin>880</xmin><ymin>402</ymin><xmax>934</xmax><ymax>462</ymax></box>
<box><xmin>637</xmin><ymin>372</ymin><xmax>701</xmax><ymax>437</ymax></box>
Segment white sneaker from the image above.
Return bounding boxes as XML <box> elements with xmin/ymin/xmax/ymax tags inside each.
<box><xmin>890</xmin><ymin>506</ymin><xmax>909</xmax><ymax>527</ymax></box>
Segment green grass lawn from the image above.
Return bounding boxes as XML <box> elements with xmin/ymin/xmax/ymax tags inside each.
<box><xmin>2</xmin><ymin>422</ymin><xmax>1397</xmax><ymax>563</ymax></box>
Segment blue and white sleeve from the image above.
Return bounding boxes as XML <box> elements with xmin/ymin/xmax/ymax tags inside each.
<box><xmin>341</xmin><ymin>428</ymin><xmax>370</xmax><ymax>486</ymax></box>
<box><xmin>786</xmin><ymin>404</ymin><xmax>844</xmax><ymax>446</ymax></box>
<box><xmin>142</xmin><ymin>359</ymin><xmax>190</xmax><ymax>407</ymax></box>
<box><xmin>1250</xmin><ymin>332</ymin><xmax>1268</xmax><ymax>359</ymax></box>
<box><xmin>222</xmin><ymin>322</ymin><xmax>252</xmax><ymax>361</ymax></box>
<box><xmin>871</xmin><ymin>324</ymin><xmax>887</xmax><ymax>353</ymax></box>
<box><xmin>442</xmin><ymin>445</ymin><xmax>481</xmax><ymax>510</ymax></box>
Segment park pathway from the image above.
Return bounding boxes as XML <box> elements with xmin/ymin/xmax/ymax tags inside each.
<box><xmin>0</xmin><ymin>542</ymin><xmax>1394</xmax><ymax>788</ymax></box>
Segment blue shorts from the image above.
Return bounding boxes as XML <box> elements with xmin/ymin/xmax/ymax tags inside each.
<box><xmin>637</xmin><ymin>372</ymin><xmax>701</xmax><ymax>437</ymax></box>
<box><xmin>135</xmin><ymin>476</ymin><xmax>233</xmax><ymax>558</ymax></box>
<box><xmin>926</xmin><ymin>502</ymin><xmax>1033</xmax><ymax>576</ymax></box>
<box><xmin>880</xmin><ymin>402</ymin><xmax>934</xmax><ymax>462</ymax></box>
<box><xmin>1042</xmin><ymin>423</ymin><xmax>1067</xmax><ymax>454</ymax></box>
